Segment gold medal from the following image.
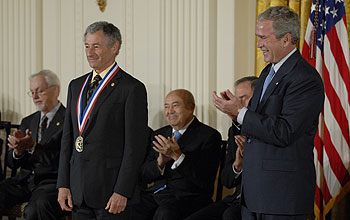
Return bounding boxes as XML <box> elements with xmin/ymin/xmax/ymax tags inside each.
<box><xmin>75</xmin><ymin>136</ymin><xmax>84</xmax><ymax>152</ymax></box>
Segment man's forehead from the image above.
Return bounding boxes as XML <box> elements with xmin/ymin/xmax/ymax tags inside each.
<box><xmin>165</xmin><ymin>99</ymin><xmax>182</xmax><ymax>105</ymax></box>
<box><xmin>30</xmin><ymin>76</ymin><xmax>47</xmax><ymax>86</ymax></box>
<box><xmin>235</xmin><ymin>82</ymin><xmax>252</xmax><ymax>93</ymax></box>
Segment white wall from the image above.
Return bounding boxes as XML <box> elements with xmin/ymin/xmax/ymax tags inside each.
<box><xmin>0</xmin><ymin>0</ymin><xmax>256</xmax><ymax>139</ymax></box>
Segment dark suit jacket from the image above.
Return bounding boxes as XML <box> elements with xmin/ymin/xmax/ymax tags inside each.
<box><xmin>221</xmin><ymin>125</ymin><xmax>241</xmax><ymax>204</ymax></box>
<box><xmin>141</xmin><ymin>117</ymin><xmax>222</xmax><ymax>203</ymax></box>
<box><xmin>241</xmin><ymin>50</ymin><xmax>325</xmax><ymax>215</ymax></box>
<box><xmin>7</xmin><ymin>105</ymin><xmax>66</xmax><ymax>186</ymax></box>
<box><xmin>57</xmin><ymin>68</ymin><xmax>148</xmax><ymax>209</ymax></box>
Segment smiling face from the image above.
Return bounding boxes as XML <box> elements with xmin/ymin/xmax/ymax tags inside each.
<box><xmin>164</xmin><ymin>91</ymin><xmax>195</xmax><ymax>131</ymax></box>
<box><xmin>29</xmin><ymin>75</ymin><xmax>59</xmax><ymax>114</ymax></box>
<box><xmin>85</xmin><ymin>30</ymin><xmax>119</xmax><ymax>73</ymax></box>
<box><xmin>256</xmin><ymin>20</ymin><xmax>289</xmax><ymax>64</ymax></box>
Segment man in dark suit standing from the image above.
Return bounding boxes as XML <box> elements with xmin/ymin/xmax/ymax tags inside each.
<box><xmin>3</xmin><ymin>69</ymin><xmax>65</xmax><ymax>220</ymax></box>
<box><xmin>213</xmin><ymin>6</ymin><xmax>325</xmax><ymax>220</ymax></box>
<box><xmin>132</xmin><ymin>89</ymin><xmax>222</xmax><ymax>220</ymax></box>
<box><xmin>57</xmin><ymin>21</ymin><xmax>148</xmax><ymax>220</ymax></box>
<box><xmin>186</xmin><ymin>76</ymin><xmax>257</xmax><ymax>220</ymax></box>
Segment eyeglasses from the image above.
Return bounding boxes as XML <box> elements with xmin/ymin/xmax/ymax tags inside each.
<box><xmin>27</xmin><ymin>86</ymin><xmax>55</xmax><ymax>98</ymax></box>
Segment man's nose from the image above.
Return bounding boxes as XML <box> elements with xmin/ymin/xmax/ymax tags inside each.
<box><xmin>86</xmin><ymin>47</ymin><xmax>94</xmax><ymax>55</ymax></box>
<box><xmin>33</xmin><ymin>92</ymin><xmax>40</xmax><ymax>99</ymax></box>
<box><xmin>257</xmin><ymin>38</ymin><xmax>263</xmax><ymax>48</ymax></box>
<box><xmin>168</xmin><ymin>106</ymin><xmax>175</xmax><ymax>113</ymax></box>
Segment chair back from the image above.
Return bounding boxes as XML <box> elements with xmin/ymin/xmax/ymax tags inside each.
<box><xmin>215</xmin><ymin>140</ymin><xmax>227</xmax><ymax>201</ymax></box>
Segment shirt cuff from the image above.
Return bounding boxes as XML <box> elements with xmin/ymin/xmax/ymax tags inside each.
<box><xmin>171</xmin><ymin>154</ymin><xmax>185</xmax><ymax>170</ymax></box>
<box><xmin>27</xmin><ymin>142</ymin><xmax>36</xmax><ymax>154</ymax></box>
<box><xmin>232</xmin><ymin>164</ymin><xmax>243</xmax><ymax>175</ymax></box>
<box><xmin>237</xmin><ymin>107</ymin><xmax>248</xmax><ymax>124</ymax></box>
<box><xmin>12</xmin><ymin>151</ymin><xmax>24</xmax><ymax>160</ymax></box>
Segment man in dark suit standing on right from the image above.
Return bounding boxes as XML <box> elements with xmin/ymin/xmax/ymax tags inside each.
<box><xmin>57</xmin><ymin>21</ymin><xmax>148</xmax><ymax>220</ymax></box>
<box><xmin>213</xmin><ymin>6</ymin><xmax>325</xmax><ymax>220</ymax></box>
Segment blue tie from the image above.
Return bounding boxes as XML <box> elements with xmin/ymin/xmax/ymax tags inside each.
<box><xmin>260</xmin><ymin>66</ymin><xmax>275</xmax><ymax>102</ymax></box>
<box><xmin>173</xmin><ymin>130</ymin><xmax>182</xmax><ymax>141</ymax></box>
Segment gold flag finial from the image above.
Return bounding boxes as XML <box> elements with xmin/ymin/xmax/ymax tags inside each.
<box><xmin>97</xmin><ymin>0</ymin><xmax>106</xmax><ymax>12</ymax></box>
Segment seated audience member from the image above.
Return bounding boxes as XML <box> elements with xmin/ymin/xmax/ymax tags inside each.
<box><xmin>132</xmin><ymin>89</ymin><xmax>222</xmax><ymax>220</ymax></box>
<box><xmin>2</xmin><ymin>70</ymin><xmax>66</xmax><ymax>220</ymax></box>
<box><xmin>185</xmin><ymin>76</ymin><xmax>258</xmax><ymax>220</ymax></box>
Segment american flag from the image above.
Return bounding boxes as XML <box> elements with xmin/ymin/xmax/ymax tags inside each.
<box><xmin>302</xmin><ymin>0</ymin><xmax>350</xmax><ymax>219</ymax></box>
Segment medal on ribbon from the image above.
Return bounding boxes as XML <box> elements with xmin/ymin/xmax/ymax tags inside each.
<box><xmin>75</xmin><ymin>62</ymin><xmax>120</xmax><ymax>152</ymax></box>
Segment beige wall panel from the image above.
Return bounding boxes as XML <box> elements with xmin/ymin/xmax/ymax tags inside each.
<box><xmin>0</xmin><ymin>0</ymin><xmax>42</xmax><ymax>124</ymax></box>
<box><xmin>1</xmin><ymin>0</ymin><xmax>257</xmax><ymax>141</ymax></box>
<box><xmin>216</xmin><ymin>0</ymin><xmax>256</xmax><ymax>139</ymax></box>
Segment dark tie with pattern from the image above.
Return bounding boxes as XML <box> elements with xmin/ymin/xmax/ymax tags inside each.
<box><xmin>173</xmin><ymin>130</ymin><xmax>182</xmax><ymax>141</ymax></box>
<box><xmin>39</xmin><ymin>115</ymin><xmax>48</xmax><ymax>142</ymax></box>
<box><xmin>87</xmin><ymin>74</ymin><xmax>102</xmax><ymax>104</ymax></box>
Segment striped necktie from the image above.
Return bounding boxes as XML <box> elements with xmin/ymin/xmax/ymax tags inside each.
<box><xmin>260</xmin><ymin>66</ymin><xmax>275</xmax><ymax>102</ymax></box>
<box><xmin>39</xmin><ymin>115</ymin><xmax>48</xmax><ymax>142</ymax></box>
<box><xmin>173</xmin><ymin>130</ymin><xmax>182</xmax><ymax>141</ymax></box>
<box><xmin>87</xmin><ymin>74</ymin><xmax>102</xmax><ymax>104</ymax></box>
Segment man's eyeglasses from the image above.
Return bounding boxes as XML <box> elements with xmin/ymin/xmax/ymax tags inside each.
<box><xmin>27</xmin><ymin>86</ymin><xmax>55</xmax><ymax>98</ymax></box>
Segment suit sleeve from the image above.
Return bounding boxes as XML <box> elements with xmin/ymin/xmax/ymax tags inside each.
<box><xmin>221</xmin><ymin>126</ymin><xmax>241</xmax><ymax>189</ymax></box>
<box><xmin>6</xmin><ymin>118</ymin><xmax>31</xmax><ymax>170</ymax></box>
<box><xmin>31</xmin><ymin>133</ymin><xmax>63</xmax><ymax>177</ymax></box>
<box><xmin>113</xmin><ymin>82</ymin><xmax>148</xmax><ymax>198</ymax></box>
<box><xmin>175</xmin><ymin>130</ymin><xmax>222</xmax><ymax>191</ymax></box>
<box><xmin>140</xmin><ymin>133</ymin><xmax>164</xmax><ymax>184</ymax></box>
<box><xmin>242</xmin><ymin>72</ymin><xmax>324</xmax><ymax>147</ymax></box>
<box><xmin>57</xmin><ymin>82</ymin><xmax>74</xmax><ymax>188</ymax></box>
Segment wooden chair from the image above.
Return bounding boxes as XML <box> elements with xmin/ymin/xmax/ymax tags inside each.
<box><xmin>214</xmin><ymin>140</ymin><xmax>228</xmax><ymax>201</ymax></box>
<box><xmin>0</xmin><ymin>121</ymin><xmax>20</xmax><ymax>180</ymax></box>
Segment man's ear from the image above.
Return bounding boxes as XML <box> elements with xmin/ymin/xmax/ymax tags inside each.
<box><xmin>54</xmin><ymin>85</ymin><xmax>60</xmax><ymax>98</ymax></box>
<box><xmin>283</xmin><ymin>33</ymin><xmax>292</xmax><ymax>47</ymax></box>
<box><xmin>114</xmin><ymin>41</ymin><xmax>120</xmax><ymax>55</ymax></box>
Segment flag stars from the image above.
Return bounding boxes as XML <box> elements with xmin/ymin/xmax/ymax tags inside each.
<box><xmin>331</xmin><ymin>7</ymin><xmax>338</xmax><ymax>18</ymax></box>
<box><xmin>311</xmin><ymin>3</ymin><xmax>321</xmax><ymax>14</ymax></box>
<box><xmin>311</xmin><ymin>3</ymin><xmax>316</xmax><ymax>13</ymax></box>
<box><xmin>325</xmin><ymin>6</ymin><xmax>330</xmax><ymax>15</ymax></box>
<box><xmin>319</xmin><ymin>21</ymin><xmax>325</xmax><ymax>29</ymax></box>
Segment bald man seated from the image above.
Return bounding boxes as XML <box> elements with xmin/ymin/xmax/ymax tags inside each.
<box><xmin>132</xmin><ymin>89</ymin><xmax>222</xmax><ymax>220</ymax></box>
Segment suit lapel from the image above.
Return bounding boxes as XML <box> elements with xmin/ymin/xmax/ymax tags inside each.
<box><xmin>40</xmin><ymin>105</ymin><xmax>65</xmax><ymax>144</ymax></box>
<box><xmin>176</xmin><ymin>117</ymin><xmax>200</xmax><ymax>152</ymax></box>
<box><xmin>256</xmin><ymin>50</ymin><xmax>301</xmax><ymax>112</ymax></box>
<box><xmin>82</xmin><ymin>69</ymin><xmax>121</xmax><ymax>134</ymax></box>
<box><xmin>249</xmin><ymin>65</ymin><xmax>270</xmax><ymax>112</ymax></box>
<box><xmin>72</xmin><ymin>72</ymin><xmax>93</xmax><ymax>135</ymax></box>
<box><xmin>81</xmin><ymin>72</ymin><xmax>93</xmax><ymax>112</ymax></box>
<box><xmin>31</xmin><ymin>112</ymin><xmax>41</xmax><ymax>143</ymax></box>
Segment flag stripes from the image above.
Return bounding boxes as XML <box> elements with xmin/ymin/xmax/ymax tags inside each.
<box><xmin>302</xmin><ymin>0</ymin><xmax>350</xmax><ymax>219</ymax></box>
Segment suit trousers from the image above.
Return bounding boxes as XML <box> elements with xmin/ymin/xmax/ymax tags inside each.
<box><xmin>72</xmin><ymin>201</ymin><xmax>131</xmax><ymax>220</ymax></box>
<box><xmin>241</xmin><ymin>205</ymin><xmax>308</xmax><ymax>220</ymax></box>
<box><xmin>131</xmin><ymin>190</ymin><xmax>211</xmax><ymax>220</ymax></box>
<box><xmin>0</xmin><ymin>177</ymin><xmax>64</xmax><ymax>220</ymax></box>
<box><xmin>184</xmin><ymin>199</ymin><xmax>241</xmax><ymax>220</ymax></box>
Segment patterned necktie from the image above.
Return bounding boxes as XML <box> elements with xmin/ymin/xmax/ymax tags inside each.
<box><xmin>260</xmin><ymin>66</ymin><xmax>275</xmax><ymax>102</ymax></box>
<box><xmin>39</xmin><ymin>115</ymin><xmax>48</xmax><ymax>142</ymax></box>
<box><xmin>87</xmin><ymin>74</ymin><xmax>102</xmax><ymax>103</ymax></box>
<box><xmin>173</xmin><ymin>130</ymin><xmax>182</xmax><ymax>141</ymax></box>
